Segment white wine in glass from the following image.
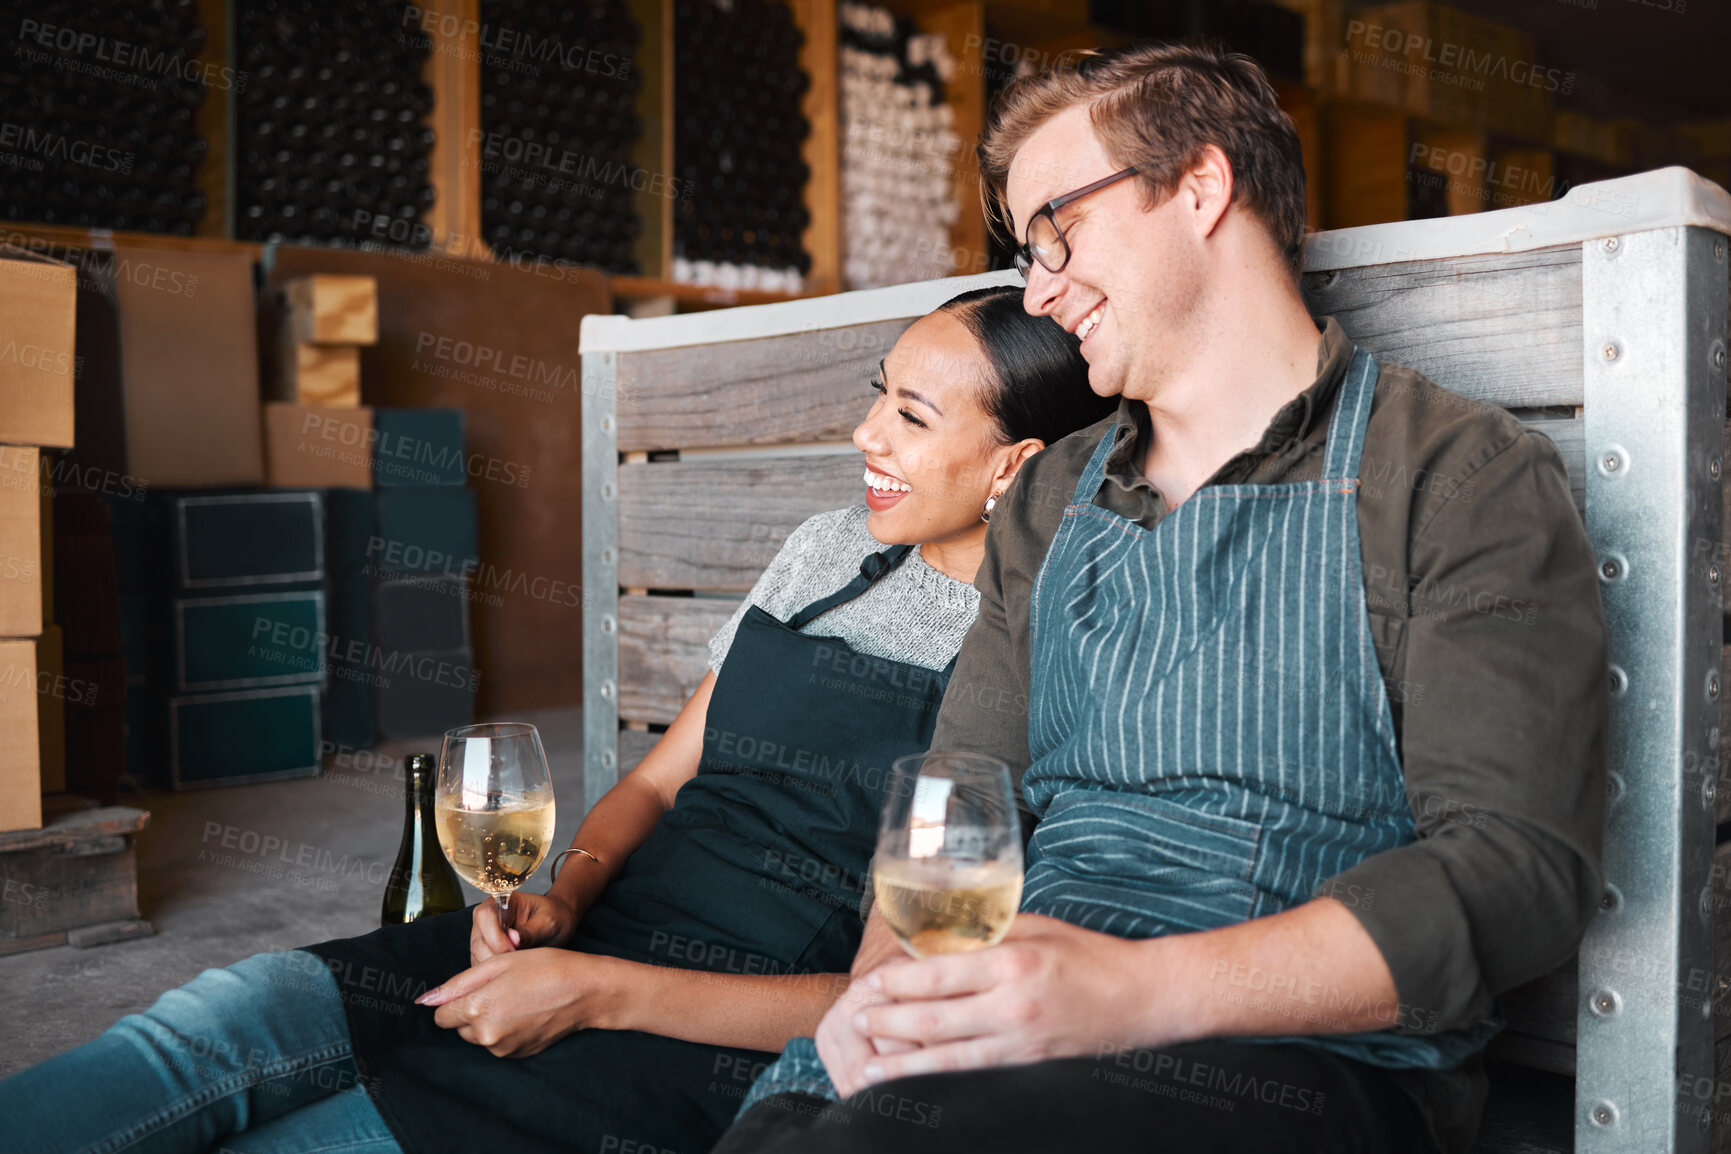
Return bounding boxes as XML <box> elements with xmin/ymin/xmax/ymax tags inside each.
<box><xmin>874</xmin><ymin>752</ymin><xmax>1023</xmax><ymax>958</ymax></box>
<box><xmin>434</xmin><ymin>722</ymin><xmax>556</xmax><ymax>923</ymax></box>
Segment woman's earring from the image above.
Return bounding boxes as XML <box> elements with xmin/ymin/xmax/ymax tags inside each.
<box><xmin>981</xmin><ymin>490</ymin><xmax>1003</xmax><ymax>524</ymax></box>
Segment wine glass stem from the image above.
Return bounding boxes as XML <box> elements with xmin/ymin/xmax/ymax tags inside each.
<box><xmin>493</xmin><ymin>890</ymin><xmax>511</xmax><ymax>932</ymax></box>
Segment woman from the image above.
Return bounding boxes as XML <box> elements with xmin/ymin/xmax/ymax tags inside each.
<box><xmin>2</xmin><ymin>286</ymin><xmax>1114</xmax><ymax>1154</ymax></box>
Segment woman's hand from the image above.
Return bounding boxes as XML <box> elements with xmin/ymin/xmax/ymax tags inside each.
<box><xmin>814</xmin><ymin>960</ymin><xmax>920</xmax><ymax>1098</ymax></box>
<box><xmin>470</xmin><ymin>893</ymin><xmax>580</xmax><ymax>966</ymax></box>
<box><xmin>418</xmin><ymin>948</ymin><xmax>626</xmax><ymax>1058</ymax></box>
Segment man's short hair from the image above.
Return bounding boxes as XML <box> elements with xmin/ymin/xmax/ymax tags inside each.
<box><xmin>978</xmin><ymin>42</ymin><xmax>1309</xmax><ymax>280</ymax></box>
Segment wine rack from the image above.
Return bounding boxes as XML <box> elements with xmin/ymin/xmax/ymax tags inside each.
<box><xmin>0</xmin><ymin>0</ymin><xmax>211</xmax><ymax>235</ymax></box>
<box><xmin>477</xmin><ymin>0</ymin><xmax>645</xmax><ymax>275</ymax></box>
<box><xmin>233</xmin><ymin>0</ymin><xmax>437</xmax><ymax>248</ymax></box>
<box><xmin>670</xmin><ymin>0</ymin><xmax>813</xmax><ymax>294</ymax></box>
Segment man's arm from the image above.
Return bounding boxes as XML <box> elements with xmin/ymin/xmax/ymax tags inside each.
<box><xmin>1322</xmin><ymin>424</ymin><xmax>1608</xmax><ymax>1031</ymax></box>
<box><xmin>833</xmin><ymin>419</ymin><xmax>1607</xmax><ymax>1086</ymax></box>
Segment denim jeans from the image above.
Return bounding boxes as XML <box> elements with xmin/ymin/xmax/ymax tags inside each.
<box><xmin>0</xmin><ymin>949</ymin><xmax>403</xmax><ymax>1154</ymax></box>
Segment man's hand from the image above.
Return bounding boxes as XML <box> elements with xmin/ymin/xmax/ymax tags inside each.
<box><xmin>813</xmin><ymin>964</ymin><xmax>923</xmax><ymax>1098</ymax></box>
<box><xmin>842</xmin><ymin>914</ymin><xmax>1158</xmax><ymax>1089</ymax></box>
<box><xmin>470</xmin><ymin>893</ymin><xmax>579</xmax><ymax>966</ymax></box>
<box><xmin>417</xmin><ymin>948</ymin><xmax>626</xmax><ymax>1058</ymax></box>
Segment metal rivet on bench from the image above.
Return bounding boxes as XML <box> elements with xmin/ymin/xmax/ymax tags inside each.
<box><xmin>1711</xmin><ymin>458</ymin><xmax>1724</xmax><ymax>481</ymax></box>
<box><xmin>602</xmin><ymin>549</ymin><xmax>614</xmax><ymax>564</ymax></box>
<box><xmin>1709</xmin><ymin>563</ymin><xmax>1721</xmax><ymax>585</ymax></box>
<box><xmin>1603</xmin><ymin>341</ymin><xmax>1620</xmax><ymax>362</ymax></box>
<box><xmin>602</xmin><ymin>484</ymin><xmax>616</xmax><ymax>501</ymax></box>
<box><xmin>1603</xmin><ymin>237</ymin><xmax>1620</xmax><ymax>254</ymax></box>
<box><xmin>601</xmin><ymin>616</ymin><xmax>615</xmax><ymax>634</ymax></box>
<box><xmin>1709</xmin><ymin>672</ymin><xmax>1720</xmax><ymax>700</ymax></box>
<box><xmin>600</xmin><ymin>680</ymin><xmax>615</xmax><ymax>700</ymax></box>
<box><xmin>1591</xmin><ymin>989</ymin><xmax>1620</xmax><ymax>1015</ymax></box>
<box><xmin>1599</xmin><ymin>885</ymin><xmax>1621</xmax><ymax>912</ymax></box>
<box><xmin>1598</xmin><ymin>449</ymin><xmax>1627</xmax><ymax>477</ymax></box>
<box><xmin>601</xmin><ymin>416</ymin><xmax>613</xmax><ymax>432</ymax></box>
<box><xmin>1717</xmin><ymin>347</ymin><xmax>1727</xmax><ymax>370</ymax></box>
<box><xmin>1600</xmin><ymin>558</ymin><xmax>1622</xmax><ymax>581</ymax></box>
<box><xmin>1717</xmin><ymin>240</ymin><xmax>1725</xmax><ymax>261</ymax></box>
<box><xmin>1607</xmin><ymin>665</ymin><xmax>1627</xmax><ymax>696</ymax></box>
<box><xmin>1591</xmin><ymin>1102</ymin><xmax>1617</xmax><ymax>1126</ymax></box>
<box><xmin>601</xmin><ymin>749</ymin><xmax>615</xmax><ymax>769</ymax></box>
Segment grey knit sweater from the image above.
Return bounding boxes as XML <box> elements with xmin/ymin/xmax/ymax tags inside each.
<box><xmin>708</xmin><ymin>505</ymin><xmax>979</xmax><ymax>675</ymax></box>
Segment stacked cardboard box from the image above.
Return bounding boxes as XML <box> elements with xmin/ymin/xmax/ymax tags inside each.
<box><xmin>369</xmin><ymin>409</ymin><xmax>478</xmax><ymax>740</ymax></box>
<box><xmin>0</xmin><ymin>251</ymin><xmax>75</xmax><ymax>832</ymax></box>
<box><xmin>264</xmin><ymin>275</ymin><xmax>380</xmax><ymax>489</ymax></box>
<box><xmin>122</xmin><ymin>492</ymin><xmax>328</xmax><ymax>789</ymax></box>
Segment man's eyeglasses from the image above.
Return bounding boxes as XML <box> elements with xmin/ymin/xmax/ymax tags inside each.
<box><xmin>1012</xmin><ymin>166</ymin><xmax>1139</xmax><ymax>281</ymax></box>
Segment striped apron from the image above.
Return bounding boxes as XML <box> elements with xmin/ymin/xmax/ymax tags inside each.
<box><xmin>738</xmin><ymin>349</ymin><xmax>1493</xmax><ymax>1115</ymax></box>
<box><xmin>1021</xmin><ymin>345</ymin><xmax>1497</xmax><ymax>1069</ymax></box>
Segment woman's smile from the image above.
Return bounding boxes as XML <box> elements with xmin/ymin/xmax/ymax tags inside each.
<box><xmin>863</xmin><ymin>466</ymin><xmax>910</xmax><ymax>512</ymax></box>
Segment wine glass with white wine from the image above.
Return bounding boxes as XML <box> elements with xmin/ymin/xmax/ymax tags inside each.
<box><xmin>873</xmin><ymin>752</ymin><xmax>1023</xmax><ymax>958</ymax></box>
<box><xmin>434</xmin><ymin>722</ymin><xmax>557</xmax><ymax>928</ymax></box>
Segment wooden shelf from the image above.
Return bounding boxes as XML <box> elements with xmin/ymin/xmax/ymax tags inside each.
<box><xmin>608</xmin><ymin>275</ymin><xmax>811</xmax><ymax>307</ymax></box>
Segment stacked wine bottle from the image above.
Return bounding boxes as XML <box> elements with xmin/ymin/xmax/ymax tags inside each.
<box><xmin>234</xmin><ymin>0</ymin><xmax>436</xmax><ymax>248</ymax></box>
<box><xmin>0</xmin><ymin>0</ymin><xmax>210</xmax><ymax>234</ymax></box>
<box><xmin>838</xmin><ymin>2</ymin><xmax>959</xmax><ymax>289</ymax></box>
<box><xmin>478</xmin><ymin>0</ymin><xmax>645</xmax><ymax>275</ymax></box>
<box><xmin>672</xmin><ymin>0</ymin><xmax>811</xmax><ymax>294</ymax></box>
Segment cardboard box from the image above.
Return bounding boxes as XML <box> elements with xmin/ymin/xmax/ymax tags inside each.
<box><xmin>65</xmin><ymin>656</ymin><xmax>125</xmax><ymax>794</ymax></box>
<box><xmin>0</xmin><ymin>639</ymin><xmax>42</xmax><ymax>832</ymax></box>
<box><xmin>169</xmin><ymin>686</ymin><xmax>322</xmax><ymax>789</ymax></box>
<box><xmin>373</xmin><ymin>408</ymin><xmax>466</xmax><ymax>487</ymax></box>
<box><xmin>373</xmin><ymin>575</ymin><xmax>469</xmax><ymax>653</ymax></box>
<box><xmin>38</xmin><ymin>454</ymin><xmax>53</xmax><ymax>624</ymax></box>
<box><xmin>112</xmin><ymin>246</ymin><xmax>263</xmax><ymax>489</ymax></box>
<box><xmin>0</xmin><ymin>253</ymin><xmax>76</xmax><ymax>449</ymax></box>
<box><xmin>285</xmin><ymin>275</ymin><xmax>379</xmax><ymax>345</ymax></box>
<box><xmin>372</xmin><ymin>487</ymin><xmax>477</xmax><ymax>577</ymax></box>
<box><xmin>264</xmin><ymin>404</ymin><xmax>374</xmax><ymax>489</ymax></box>
<box><xmin>36</xmin><ymin>625</ymin><xmax>63</xmax><ymax>793</ymax></box>
<box><xmin>53</xmin><ymin>491</ymin><xmax>123</xmax><ymax>657</ymax></box>
<box><xmin>375</xmin><ymin>646</ymin><xmax>476</xmax><ymax>741</ymax></box>
<box><xmin>323</xmin><ymin>575</ymin><xmax>375</xmax><ymax>750</ymax></box>
<box><xmin>170</xmin><ymin>491</ymin><xmax>324</xmax><ymax>591</ymax></box>
<box><xmin>276</xmin><ymin>344</ymin><xmax>361</xmax><ymax>408</ymax></box>
<box><xmin>173</xmin><ymin>590</ymin><xmax>326</xmax><ymax>692</ymax></box>
<box><xmin>0</xmin><ymin>447</ymin><xmax>42</xmax><ymax>638</ymax></box>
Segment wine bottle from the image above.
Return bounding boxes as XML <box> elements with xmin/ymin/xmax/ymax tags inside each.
<box><xmin>381</xmin><ymin>753</ymin><xmax>466</xmax><ymax>926</ymax></box>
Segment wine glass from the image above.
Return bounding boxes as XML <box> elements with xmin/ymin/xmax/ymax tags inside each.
<box><xmin>434</xmin><ymin>722</ymin><xmax>557</xmax><ymax>926</ymax></box>
<box><xmin>873</xmin><ymin>752</ymin><xmax>1023</xmax><ymax>958</ymax></box>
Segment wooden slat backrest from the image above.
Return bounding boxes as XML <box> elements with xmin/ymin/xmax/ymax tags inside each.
<box><xmin>583</xmin><ymin>168</ymin><xmax>1731</xmax><ymax>1154</ymax></box>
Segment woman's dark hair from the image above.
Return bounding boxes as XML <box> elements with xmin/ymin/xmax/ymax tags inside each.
<box><xmin>936</xmin><ymin>285</ymin><xmax>1117</xmax><ymax>445</ymax></box>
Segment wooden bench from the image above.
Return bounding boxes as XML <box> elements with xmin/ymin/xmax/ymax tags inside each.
<box><xmin>580</xmin><ymin>166</ymin><xmax>1731</xmax><ymax>1154</ymax></box>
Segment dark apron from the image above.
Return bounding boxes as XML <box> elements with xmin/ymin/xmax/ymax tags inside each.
<box><xmin>305</xmin><ymin>544</ymin><xmax>953</xmax><ymax>1154</ymax></box>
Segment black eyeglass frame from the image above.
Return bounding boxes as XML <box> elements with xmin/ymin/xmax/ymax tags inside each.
<box><xmin>1011</xmin><ymin>165</ymin><xmax>1140</xmax><ymax>280</ymax></box>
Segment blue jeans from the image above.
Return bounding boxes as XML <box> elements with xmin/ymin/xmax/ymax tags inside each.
<box><xmin>0</xmin><ymin>950</ymin><xmax>403</xmax><ymax>1154</ymax></box>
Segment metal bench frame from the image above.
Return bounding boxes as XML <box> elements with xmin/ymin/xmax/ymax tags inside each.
<box><xmin>581</xmin><ymin>167</ymin><xmax>1731</xmax><ymax>1153</ymax></box>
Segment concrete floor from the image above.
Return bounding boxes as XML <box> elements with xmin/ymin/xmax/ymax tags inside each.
<box><xmin>0</xmin><ymin>707</ymin><xmax>588</xmax><ymax>1077</ymax></box>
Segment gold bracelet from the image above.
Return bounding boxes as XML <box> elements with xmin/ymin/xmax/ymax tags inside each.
<box><xmin>550</xmin><ymin>846</ymin><xmax>604</xmax><ymax>882</ymax></box>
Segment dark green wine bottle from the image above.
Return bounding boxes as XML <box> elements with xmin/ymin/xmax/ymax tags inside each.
<box><xmin>381</xmin><ymin>753</ymin><xmax>465</xmax><ymax>925</ymax></box>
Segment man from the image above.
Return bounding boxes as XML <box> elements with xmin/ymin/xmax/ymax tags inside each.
<box><xmin>716</xmin><ymin>42</ymin><xmax>1605</xmax><ymax>1154</ymax></box>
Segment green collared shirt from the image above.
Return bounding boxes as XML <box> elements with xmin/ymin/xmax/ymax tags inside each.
<box><xmin>931</xmin><ymin>316</ymin><xmax>1608</xmax><ymax>1154</ymax></box>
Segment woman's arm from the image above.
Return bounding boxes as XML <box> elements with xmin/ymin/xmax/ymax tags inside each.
<box><xmin>473</xmin><ymin>671</ymin><xmax>719</xmax><ymax>959</ymax></box>
<box><xmin>547</xmin><ymin>669</ymin><xmax>720</xmax><ymax>917</ymax></box>
<box><xmin>604</xmin><ymin>959</ymin><xmax>851</xmax><ymax>1053</ymax></box>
